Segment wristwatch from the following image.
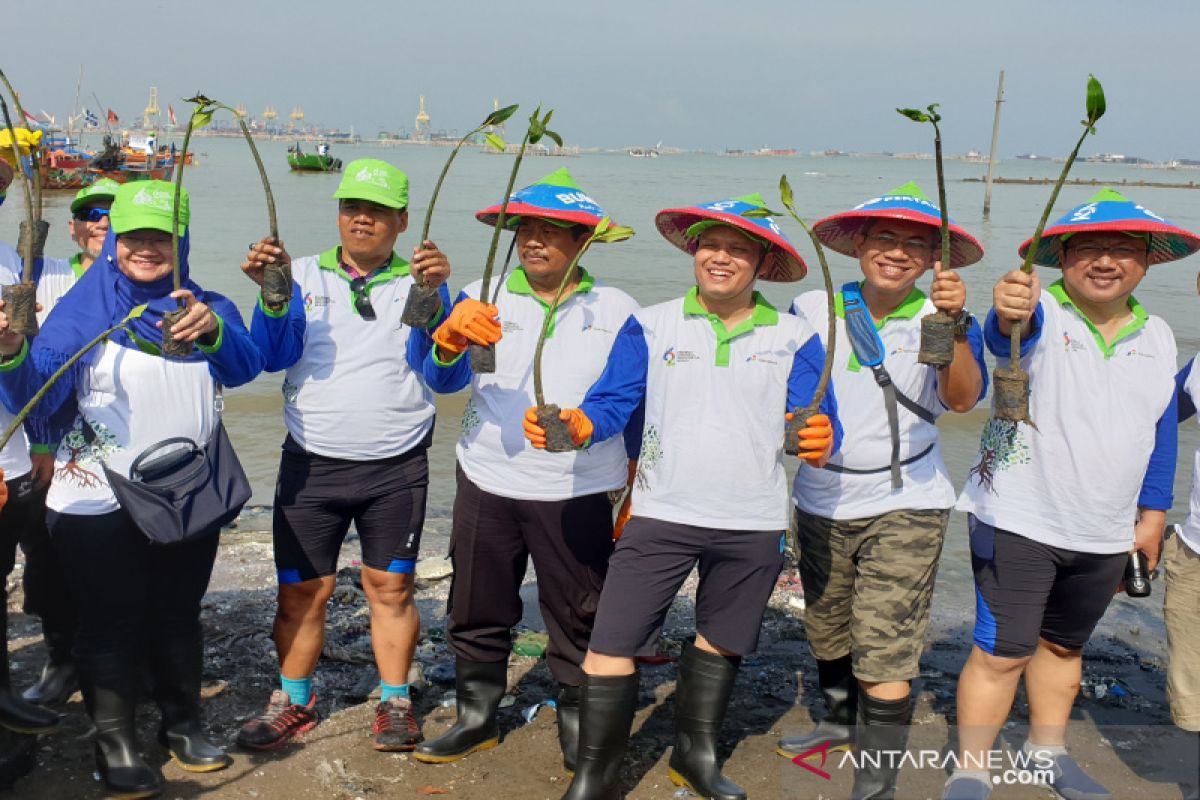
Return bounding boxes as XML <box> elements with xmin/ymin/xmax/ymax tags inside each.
<box><xmin>952</xmin><ymin>309</ymin><xmax>973</xmax><ymax>337</ymax></box>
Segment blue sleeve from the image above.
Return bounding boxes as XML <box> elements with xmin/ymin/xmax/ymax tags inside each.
<box><xmin>787</xmin><ymin>332</ymin><xmax>843</xmax><ymax>455</ymax></box>
<box><xmin>621</xmin><ymin>400</ymin><xmax>645</xmax><ymax>459</ymax></box>
<box><xmin>0</xmin><ymin>339</ymin><xmax>82</xmax><ymax>419</ymax></box>
<box><xmin>405</xmin><ymin>283</ymin><xmax>452</xmax><ymax>373</ymax></box>
<box><xmin>421</xmin><ymin>289</ymin><xmax>473</xmax><ymax>394</ymax></box>
<box><xmin>26</xmin><ymin>396</ymin><xmax>78</xmax><ymax>450</ymax></box>
<box><xmin>933</xmin><ymin>315</ymin><xmax>990</xmax><ymax>405</ymax></box>
<box><xmin>201</xmin><ymin>297</ymin><xmax>266</xmax><ymax>388</ymax></box>
<box><xmin>1138</xmin><ymin>390</ymin><xmax>1178</xmax><ymax>510</ymax></box>
<box><xmin>251</xmin><ymin>282</ymin><xmax>306</xmax><ymax>373</ymax></box>
<box><xmin>1176</xmin><ymin>358</ymin><xmax>1196</xmax><ymax>423</ymax></box>
<box><xmin>580</xmin><ymin>315</ymin><xmax>649</xmax><ymax>444</ymax></box>
<box><xmin>984</xmin><ymin>305</ymin><xmax>1043</xmax><ymax>359</ymax></box>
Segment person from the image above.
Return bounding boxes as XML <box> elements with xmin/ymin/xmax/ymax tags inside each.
<box><xmin>317</xmin><ymin>142</ymin><xmax>329</xmax><ymax>158</ymax></box>
<box><xmin>16</xmin><ymin>178</ymin><xmax>121</xmax><ymax>709</ymax></box>
<box><xmin>776</xmin><ymin>182</ymin><xmax>987</xmax><ymax>798</ymax></box>
<box><xmin>532</xmin><ymin>193</ymin><xmax>842</xmax><ymax>800</ymax></box>
<box><xmin>235</xmin><ymin>158</ymin><xmax>451</xmax><ymax>753</ymax></box>
<box><xmin>414</xmin><ymin>168</ymin><xmax>638</xmax><ymax>772</ymax></box>
<box><xmin>0</xmin><ymin>180</ymin><xmax>263</xmax><ymax>798</ymax></box>
<box><xmin>943</xmin><ymin>188</ymin><xmax>1191</xmax><ymax>800</ymax></box>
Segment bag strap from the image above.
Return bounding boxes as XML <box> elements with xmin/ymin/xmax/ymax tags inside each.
<box><xmin>825</xmin><ymin>443</ymin><xmax>935</xmax><ymax>476</ymax></box>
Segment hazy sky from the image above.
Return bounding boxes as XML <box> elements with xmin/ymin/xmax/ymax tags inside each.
<box><xmin>6</xmin><ymin>1</ymin><xmax>1197</xmax><ymax>159</ymax></box>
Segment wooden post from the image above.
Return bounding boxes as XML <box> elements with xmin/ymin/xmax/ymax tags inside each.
<box><xmin>983</xmin><ymin>70</ymin><xmax>1005</xmax><ymax>218</ymax></box>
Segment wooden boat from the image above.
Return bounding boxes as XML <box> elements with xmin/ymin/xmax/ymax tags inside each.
<box><xmin>287</xmin><ymin>145</ymin><xmax>341</xmax><ymax>172</ymax></box>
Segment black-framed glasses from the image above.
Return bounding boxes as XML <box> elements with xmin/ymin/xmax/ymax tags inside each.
<box><xmin>350</xmin><ymin>276</ymin><xmax>377</xmax><ymax>320</ymax></box>
<box><xmin>866</xmin><ymin>232</ymin><xmax>934</xmax><ymax>258</ymax></box>
<box><xmin>73</xmin><ymin>207</ymin><xmax>110</xmax><ymax>222</ymax></box>
<box><xmin>1066</xmin><ymin>242</ymin><xmax>1150</xmax><ymax>264</ymax></box>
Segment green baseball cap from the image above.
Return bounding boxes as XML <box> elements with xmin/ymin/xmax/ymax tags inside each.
<box><xmin>333</xmin><ymin>159</ymin><xmax>409</xmax><ymax>209</ymax></box>
<box><xmin>70</xmin><ymin>178</ymin><xmax>121</xmax><ymax>213</ymax></box>
<box><xmin>109</xmin><ymin>180</ymin><xmax>189</xmax><ymax>236</ymax></box>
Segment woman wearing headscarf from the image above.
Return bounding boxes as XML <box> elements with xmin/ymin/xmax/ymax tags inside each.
<box><xmin>0</xmin><ymin>181</ymin><xmax>263</xmax><ymax>799</ymax></box>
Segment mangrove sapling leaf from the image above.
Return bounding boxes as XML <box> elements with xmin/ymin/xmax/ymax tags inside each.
<box><xmin>0</xmin><ymin>88</ymin><xmax>40</xmax><ymax>335</ymax></box>
<box><xmin>531</xmin><ymin>217</ymin><xmax>635</xmax><ymax>452</ymax></box>
<box><xmin>993</xmin><ymin>74</ymin><xmax>1106</xmax><ymax>428</ymax></box>
<box><xmin>472</xmin><ymin>105</ymin><xmax>557</xmax><ymax>373</ymax></box>
<box><xmin>775</xmin><ymin>174</ymin><xmax>837</xmax><ymax>456</ymax></box>
<box><xmin>485</xmin><ymin>104</ymin><xmax>519</xmax><ymax>127</ymax></box>
<box><xmin>897</xmin><ymin>102</ymin><xmax>956</xmax><ymax>366</ymax></box>
<box><xmin>403</xmin><ymin>103</ymin><xmax>521</xmax><ymax>327</ymax></box>
<box><xmin>484</xmin><ymin>133</ymin><xmax>507</xmax><ymax>152</ymax></box>
<box><xmin>0</xmin><ymin>305</ymin><xmax>149</xmax><ymax>454</ymax></box>
<box><xmin>544</xmin><ymin>130</ymin><xmax>563</xmax><ymax>148</ymax></box>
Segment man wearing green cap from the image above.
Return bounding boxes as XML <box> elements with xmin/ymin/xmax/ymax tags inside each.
<box><xmin>776</xmin><ymin>182</ymin><xmax>987</xmax><ymax>799</ymax></box>
<box><xmin>414</xmin><ymin>168</ymin><xmax>638</xmax><ymax>771</ymax></box>
<box><xmin>237</xmin><ymin>159</ymin><xmax>452</xmax><ymax>753</ymax></box>
<box><xmin>946</xmin><ymin>188</ymin><xmax>1190</xmax><ymax>800</ymax></box>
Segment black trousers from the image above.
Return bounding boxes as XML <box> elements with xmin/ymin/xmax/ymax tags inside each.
<box><xmin>47</xmin><ymin>509</ymin><xmax>220</xmax><ymax>698</ymax></box>
<box><xmin>18</xmin><ymin>486</ymin><xmax>78</xmax><ymax>644</ymax></box>
<box><xmin>0</xmin><ymin>471</ymin><xmax>34</xmax><ymax>578</ymax></box>
<box><xmin>446</xmin><ymin>466</ymin><xmax>614</xmax><ymax>686</ymax></box>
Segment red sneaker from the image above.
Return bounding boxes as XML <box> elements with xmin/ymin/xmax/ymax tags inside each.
<box><xmin>236</xmin><ymin>690</ymin><xmax>318</xmax><ymax>750</ymax></box>
<box><xmin>372</xmin><ymin>696</ymin><xmax>423</xmax><ymax>752</ymax></box>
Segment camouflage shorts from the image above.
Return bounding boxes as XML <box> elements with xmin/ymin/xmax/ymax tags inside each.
<box><xmin>796</xmin><ymin>507</ymin><xmax>949</xmax><ymax>683</ymax></box>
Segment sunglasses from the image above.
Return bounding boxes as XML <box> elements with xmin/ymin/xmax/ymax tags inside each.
<box><xmin>73</xmin><ymin>207</ymin><xmax>110</xmax><ymax>222</ymax></box>
<box><xmin>349</xmin><ymin>276</ymin><xmax>377</xmax><ymax>320</ymax></box>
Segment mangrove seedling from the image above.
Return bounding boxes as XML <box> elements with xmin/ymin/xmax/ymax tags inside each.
<box><xmin>897</xmin><ymin>103</ymin><xmax>957</xmax><ymax>367</ymax></box>
<box><xmin>531</xmin><ymin>216</ymin><xmax>634</xmax><ymax>451</ymax></box>
<box><xmin>0</xmin><ymin>85</ymin><xmax>43</xmax><ymax>336</ymax></box>
<box><xmin>761</xmin><ymin>175</ymin><xmax>838</xmax><ymax>455</ymax></box>
<box><xmin>401</xmin><ymin>103</ymin><xmax>519</xmax><ymax>327</ymax></box>
<box><xmin>469</xmin><ymin>105</ymin><xmax>561</xmax><ymax>374</ymax></box>
<box><xmin>0</xmin><ymin>303</ymin><xmax>149</xmax><ymax>511</ymax></box>
<box><xmin>993</xmin><ymin>74</ymin><xmax>1106</xmax><ymax>427</ymax></box>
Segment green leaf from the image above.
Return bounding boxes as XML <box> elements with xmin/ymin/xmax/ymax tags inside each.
<box><xmin>926</xmin><ymin>103</ymin><xmax>942</xmax><ymax>123</ymax></box>
<box><xmin>596</xmin><ymin>224</ymin><xmax>634</xmax><ymax>243</ymax></box>
<box><xmin>897</xmin><ymin>108</ymin><xmax>929</xmax><ymax>123</ymax></box>
<box><xmin>542</xmin><ymin>109</ymin><xmax>554</xmax><ymax>126</ymax></box>
<box><xmin>484</xmin><ymin>132</ymin><xmax>507</xmax><ymax>151</ymax></box>
<box><xmin>779</xmin><ymin>174</ymin><xmax>795</xmax><ymax>211</ymax></box>
<box><xmin>544</xmin><ymin>129</ymin><xmax>563</xmax><ymax>147</ymax></box>
<box><xmin>485</xmin><ymin>104</ymin><xmax>519</xmax><ymax>126</ymax></box>
<box><xmin>123</xmin><ymin>303</ymin><xmax>149</xmax><ymax>322</ymax></box>
<box><xmin>191</xmin><ymin>109</ymin><xmax>214</xmax><ymax>130</ymax></box>
<box><xmin>183</xmin><ymin>93</ymin><xmax>213</xmax><ymax>106</ymax></box>
<box><xmin>1086</xmin><ymin>74</ymin><xmax>1106</xmax><ymax>122</ymax></box>
<box><xmin>593</xmin><ymin>216</ymin><xmax>611</xmax><ymax>237</ymax></box>
<box><xmin>741</xmin><ymin>207</ymin><xmax>781</xmax><ymax>218</ymax></box>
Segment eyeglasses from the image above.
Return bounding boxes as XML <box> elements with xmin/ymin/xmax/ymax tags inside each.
<box><xmin>865</xmin><ymin>232</ymin><xmax>934</xmax><ymax>258</ymax></box>
<box><xmin>350</xmin><ymin>276</ymin><xmax>377</xmax><ymax>320</ymax></box>
<box><xmin>116</xmin><ymin>232</ymin><xmax>171</xmax><ymax>249</ymax></box>
<box><xmin>1066</xmin><ymin>243</ymin><xmax>1149</xmax><ymax>264</ymax></box>
<box><xmin>73</xmin><ymin>207</ymin><xmax>110</xmax><ymax>222</ymax></box>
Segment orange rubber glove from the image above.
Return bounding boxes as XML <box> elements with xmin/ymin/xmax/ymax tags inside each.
<box><xmin>522</xmin><ymin>406</ymin><xmax>593</xmax><ymax>449</ymax></box>
<box><xmin>788</xmin><ymin>412</ymin><xmax>834</xmax><ymax>467</ymax></box>
<box><xmin>612</xmin><ymin>458</ymin><xmax>637</xmax><ymax>540</ymax></box>
<box><xmin>432</xmin><ymin>299</ymin><xmax>501</xmax><ymax>357</ymax></box>
<box><xmin>0</xmin><ymin>468</ymin><xmax>7</xmax><ymax>513</ymax></box>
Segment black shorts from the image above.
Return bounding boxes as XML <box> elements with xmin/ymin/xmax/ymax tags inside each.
<box><xmin>969</xmin><ymin>515</ymin><xmax>1126</xmax><ymax>658</ymax></box>
<box><xmin>588</xmin><ymin>517</ymin><xmax>784</xmax><ymax>658</ymax></box>
<box><xmin>273</xmin><ymin>438</ymin><xmax>428</xmax><ymax>584</ymax></box>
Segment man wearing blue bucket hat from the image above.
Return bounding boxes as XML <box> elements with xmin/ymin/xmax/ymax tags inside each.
<box><xmin>415</xmin><ymin>168</ymin><xmax>639</xmax><ymax>771</ymax></box>
<box><xmin>237</xmin><ymin>159</ymin><xmax>452</xmax><ymax>754</ymax></box>
<box><xmin>528</xmin><ymin>193</ymin><xmax>841</xmax><ymax>800</ymax></box>
<box><xmin>776</xmin><ymin>182</ymin><xmax>987</xmax><ymax>799</ymax></box>
<box><xmin>946</xmin><ymin>188</ymin><xmax>1195</xmax><ymax>800</ymax></box>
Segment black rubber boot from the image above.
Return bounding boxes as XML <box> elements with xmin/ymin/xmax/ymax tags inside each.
<box><xmin>413</xmin><ymin>658</ymin><xmax>508</xmax><ymax>763</ymax></box>
<box><xmin>557</xmin><ymin>684</ymin><xmax>581</xmax><ymax>774</ymax></box>
<box><xmin>21</xmin><ymin>631</ymin><xmax>78</xmax><ymax>707</ymax></box>
<box><xmin>850</xmin><ymin>693</ymin><xmax>912</xmax><ymax>800</ymax></box>
<box><xmin>561</xmin><ymin>672</ymin><xmax>638</xmax><ymax>800</ymax></box>
<box><xmin>0</xmin><ymin>594</ymin><xmax>61</xmax><ymax>734</ymax></box>
<box><xmin>150</xmin><ymin>633</ymin><xmax>231</xmax><ymax>773</ymax></box>
<box><xmin>84</xmin><ymin>659</ymin><xmax>163</xmax><ymax>800</ymax></box>
<box><xmin>777</xmin><ymin>654</ymin><xmax>857</xmax><ymax>757</ymax></box>
<box><xmin>667</xmin><ymin>643</ymin><xmax>746</xmax><ymax>800</ymax></box>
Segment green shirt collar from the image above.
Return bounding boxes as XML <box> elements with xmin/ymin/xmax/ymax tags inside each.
<box><xmin>833</xmin><ymin>282</ymin><xmax>926</xmax><ymax>328</ymax></box>
<box><xmin>1046</xmin><ymin>278</ymin><xmax>1147</xmax><ymax>357</ymax></box>
<box><xmin>69</xmin><ymin>254</ymin><xmax>86</xmax><ymax>280</ymax></box>
<box><xmin>506</xmin><ymin>266</ymin><xmax>595</xmax><ymax>299</ymax></box>
<box><xmin>317</xmin><ymin>246</ymin><xmax>411</xmax><ymax>282</ymax></box>
<box><xmin>682</xmin><ymin>287</ymin><xmax>779</xmax><ymax>367</ymax></box>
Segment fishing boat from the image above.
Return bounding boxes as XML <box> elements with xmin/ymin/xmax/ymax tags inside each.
<box><xmin>287</xmin><ymin>143</ymin><xmax>341</xmax><ymax>172</ymax></box>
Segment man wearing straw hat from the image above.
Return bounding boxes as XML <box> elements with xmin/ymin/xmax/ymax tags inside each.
<box><xmin>527</xmin><ymin>193</ymin><xmax>840</xmax><ymax>800</ymax></box>
<box><xmin>946</xmin><ymin>188</ymin><xmax>1191</xmax><ymax>800</ymax></box>
<box><xmin>776</xmin><ymin>182</ymin><xmax>987</xmax><ymax>799</ymax></box>
<box><xmin>236</xmin><ymin>158</ymin><xmax>452</xmax><ymax>753</ymax></box>
<box><xmin>415</xmin><ymin>168</ymin><xmax>638</xmax><ymax>772</ymax></box>
<box><xmin>14</xmin><ymin>177</ymin><xmax>121</xmax><ymax>709</ymax></box>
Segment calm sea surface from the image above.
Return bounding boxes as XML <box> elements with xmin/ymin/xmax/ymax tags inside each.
<box><xmin>5</xmin><ymin>140</ymin><xmax>1200</xmax><ymax>580</ymax></box>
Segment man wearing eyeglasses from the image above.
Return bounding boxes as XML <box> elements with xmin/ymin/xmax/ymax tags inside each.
<box><xmin>777</xmin><ymin>182</ymin><xmax>988</xmax><ymax>799</ymax></box>
<box><xmin>237</xmin><ymin>159</ymin><xmax>451</xmax><ymax>754</ymax></box>
<box><xmin>947</xmin><ymin>188</ymin><xmax>1192</xmax><ymax>800</ymax></box>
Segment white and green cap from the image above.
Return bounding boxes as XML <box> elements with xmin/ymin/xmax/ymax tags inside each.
<box><xmin>333</xmin><ymin>159</ymin><xmax>409</xmax><ymax>209</ymax></box>
<box><xmin>70</xmin><ymin>178</ymin><xmax>121</xmax><ymax>213</ymax></box>
<box><xmin>109</xmin><ymin>180</ymin><xmax>189</xmax><ymax>236</ymax></box>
